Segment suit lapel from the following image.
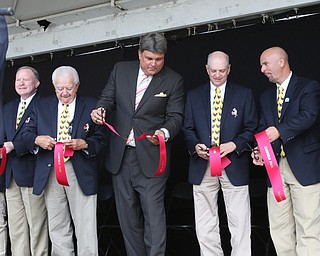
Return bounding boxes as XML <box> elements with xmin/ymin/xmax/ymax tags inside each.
<box><xmin>71</xmin><ymin>97</ymin><xmax>85</xmax><ymax>138</ymax></box>
<box><xmin>201</xmin><ymin>84</ymin><xmax>211</xmax><ymax>132</ymax></box>
<box><xmin>267</xmin><ymin>85</ymin><xmax>278</xmax><ymax>123</ymax></box>
<box><xmin>135</xmin><ymin>67</ymin><xmax>166</xmax><ymax>112</ymax></box>
<box><xmin>15</xmin><ymin>94</ymin><xmax>40</xmax><ymax>135</ymax></box>
<box><xmin>221</xmin><ymin>83</ymin><xmax>234</xmax><ymax>129</ymax></box>
<box><xmin>280</xmin><ymin>75</ymin><xmax>296</xmax><ymax>120</ymax></box>
<box><xmin>50</xmin><ymin>97</ymin><xmax>59</xmax><ymax>138</ymax></box>
<box><xmin>129</xmin><ymin>64</ymin><xmax>140</xmax><ymax>112</ymax></box>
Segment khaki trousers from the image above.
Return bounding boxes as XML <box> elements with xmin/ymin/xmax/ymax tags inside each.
<box><xmin>267</xmin><ymin>157</ymin><xmax>320</xmax><ymax>256</ymax></box>
<box><xmin>6</xmin><ymin>178</ymin><xmax>48</xmax><ymax>256</ymax></box>
<box><xmin>0</xmin><ymin>192</ymin><xmax>7</xmax><ymax>256</ymax></box>
<box><xmin>193</xmin><ymin>165</ymin><xmax>251</xmax><ymax>256</ymax></box>
<box><xmin>45</xmin><ymin>161</ymin><xmax>98</xmax><ymax>256</ymax></box>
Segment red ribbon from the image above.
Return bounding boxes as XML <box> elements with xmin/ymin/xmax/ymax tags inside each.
<box><xmin>54</xmin><ymin>142</ymin><xmax>74</xmax><ymax>186</ymax></box>
<box><xmin>209</xmin><ymin>146</ymin><xmax>231</xmax><ymax>176</ymax></box>
<box><xmin>254</xmin><ymin>130</ymin><xmax>286</xmax><ymax>202</ymax></box>
<box><xmin>0</xmin><ymin>147</ymin><xmax>7</xmax><ymax>176</ymax></box>
<box><xmin>102</xmin><ymin>120</ymin><xmax>167</xmax><ymax>176</ymax></box>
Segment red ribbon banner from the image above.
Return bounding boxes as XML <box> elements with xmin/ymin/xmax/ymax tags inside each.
<box><xmin>54</xmin><ymin>142</ymin><xmax>74</xmax><ymax>186</ymax></box>
<box><xmin>254</xmin><ymin>130</ymin><xmax>286</xmax><ymax>202</ymax></box>
<box><xmin>102</xmin><ymin>120</ymin><xmax>167</xmax><ymax>176</ymax></box>
<box><xmin>0</xmin><ymin>147</ymin><xmax>7</xmax><ymax>176</ymax></box>
<box><xmin>209</xmin><ymin>146</ymin><xmax>231</xmax><ymax>176</ymax></box>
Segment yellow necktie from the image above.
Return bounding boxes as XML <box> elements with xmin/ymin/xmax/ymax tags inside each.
<box><xmin>212</xmin><ymin>87</ymin><xmax>222</xmax><ymax>146</ymax></box>
<box><xmin>16</xmin><ymin>101</ymin><xmax>26</xmax><ymax>129</ymax></box>
<box><xmin>58</xmin><ymin>104</ymin><xmax>71</xmax><ymax>141</ymax></box>
<box><xmin>277</xmin><ymin>86</ymin><xmax>285</xmax><ymax>157</ymax></box>
<box><xmin>58</xmin><ymin>104</ymin><xmax>71</xmax><ymax>162</ymax></box>
<box><xmin>277</xmin><ymin>86</ymin><xmax>284</xmax><ymax>119</ymax></box>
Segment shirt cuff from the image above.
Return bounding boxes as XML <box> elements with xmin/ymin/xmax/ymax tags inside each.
<box><xmin>160</xmin><ymin>128</ymin><xmax>170</xmax><ymax>142</ymax></box>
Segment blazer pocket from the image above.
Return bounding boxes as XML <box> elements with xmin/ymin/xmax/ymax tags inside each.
<box><xmin>303</xmin><ymin>142</ymin><xmax>320</xmax><ymax>153</ymax></box>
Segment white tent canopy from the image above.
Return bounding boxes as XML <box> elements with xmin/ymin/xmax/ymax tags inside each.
<box><xmin>1</xmin><ymin>0</ymin><xmax>319</xmax><ymax>60</ymax></box>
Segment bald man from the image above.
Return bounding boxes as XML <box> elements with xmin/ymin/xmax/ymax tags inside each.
<box><xmin>254</xmin><ymin>46</ymin><xmax>320</xmax><ymax>255</ymax></box>
<box><xmin>182</xmin><ymin>51</ymin><xmax>258</xmax><ymax>256</ymax></box>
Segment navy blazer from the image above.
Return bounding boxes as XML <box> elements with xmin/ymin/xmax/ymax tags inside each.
<box><xmin>0</xmin><ymin>16</ymin><xmax>8</xmax><ymax>191</ymax></box>
<box><xmin>3</xmin><ymin>94</ymin><xmax>40</xmax><ymax>188</ymax></box>
<box><xmin>22</xmin><ymin>95</ymin><xmax>106</xmax><ymax>195</ymax></box>
<box><xmin>259</xmin><ymin>74</ymin><xmax>320</xmax><ymax>186</ymax></box>
<box><xmin>97</xmin><ymin>61</ymin><xmax>184</xmax><ymax>178</ymax></box>
<box><xmin>182</xmin><ymin>82</ymin><xmax>258</xmax><ymax>186</ymax></box>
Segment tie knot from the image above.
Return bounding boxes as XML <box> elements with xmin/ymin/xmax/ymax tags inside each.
<box><xmin>21</xmin><ymin>101</ymin><xmax>26</xmax><ymax>109</ymax></box>
<box><xmin>215</xmin><ymin>87</ymin><xmax>221</xmax><ymax>95</ymax></box>
<box><xmin>278</xmin><ymin>85</ymin><xmax>284</xmax><ymax>94</ymax></box>
<box><xmin>140</xmin><ymin>74</ymin><xmax>149</xmax><ymax>84</ymax></box>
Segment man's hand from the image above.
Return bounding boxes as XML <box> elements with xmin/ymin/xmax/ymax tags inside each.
<box><xmin>64</xmin><ymin>139</ymin><xmax>88</xmax><ymax>151</ymax></box>
<box><xmin>146</xmin><ymin>130</ymin><xmax>165</xmax><ymax>145</ymax></box>
<box><xmin>3</xmin><ymin>141</ymin><xmax>14</xmax><ymax>154</ymax></box>
<box><xmin>35</xmin><ymin>135</ymin><xmax>56</xmax><ymax>150</ymax></box>
<box><xmin>251</xmin><ymin>147</ymin><xmax>264</xmax><ymax>166</ymax></box>
<box><xmin>219</xmin><ymin>142</ymin><xmax>236</xmax><ymax>158</ymax></box>
<box><xmin>91</xmin><ymin>107</ymin><xmax>105</xmax><ymax>125</ymax></box>
<box><xmin>195</xmin><ymin>143</ymin><xmax>209</xmax><ymax>160</ymax></box>
<box><xmin>265</xmin><ymin>126</ymin><xmax>280</xmax><ymax>143</ymax></box>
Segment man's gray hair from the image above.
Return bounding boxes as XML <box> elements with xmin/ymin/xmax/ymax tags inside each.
<box><xmin>139</xmin><ymin>32</ymin><xmax>167</xmax><ymax>54</ymax></box>
<box><xmin>52</xmin><ymin>66</ymin><xmax>79</xmax><ymax>85</ymax></box>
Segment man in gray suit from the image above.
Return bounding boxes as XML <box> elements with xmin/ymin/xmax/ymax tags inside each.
<box><xmin>91</xmin><ymin>32</ymin><xmax>184</xmax><ymax>256</ymax></box>
<box><xmin>0</xmin><ymin>15</ymin><xmax>8</xmax><ymax>256</ymax></box>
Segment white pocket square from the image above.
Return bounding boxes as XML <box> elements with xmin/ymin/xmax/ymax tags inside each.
<box><xmin>154</xmin><ymin>92</ymin><xmax>167</xmax><ymax>97</ymax></box>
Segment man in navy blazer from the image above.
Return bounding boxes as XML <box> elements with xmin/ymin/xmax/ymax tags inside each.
<box><xmin>22</xmin><ymin>66</ymin><xmax>106</xmax><ymax>256</ymax></box>
<box><xmin>91</xmin><ymin>32</ymin><xmax>184</xmax><ymax>256</ymax></box>
<box><xmin>253</xmin><ymin>46</ymin><xmax>320</xmax><ymax>255</ymax></box>
<box><xmin>0</xmin><ymin>15</ymin><xmax>8</xmax><ymax>256</ymax></box>
<box><xmin>3</xmin><ymin>66</ymin><xmax>48</xmax><ymax>255</ymax></box>
<box><xmin>182</xmin><ymin>51</ymin><xmax>258</xmax><ymax>256</ymax></box>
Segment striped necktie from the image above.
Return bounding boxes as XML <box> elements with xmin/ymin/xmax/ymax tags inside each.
<box><xmin>135</xmin><ymin>74</ymin><xmax>149</xmax><ymax>109</ymax></box>
<box><xmin>127</xmin><ymin>74</ymin><xmax>150</xmax><ymax>145</ymax></box>
<box><xmin>212</xmin><ymin>87</ymin><xmax>222</xmax><ymax>146</ymax></box>
<box><xmin>277</xmin><ymin>86</ymin><xmax>285</xmax><ymax>157</ymax></box>
<box><xmin>16</xmin><ymin>101</ymin><xmax>26</xmax><ymax>129</ymax></box>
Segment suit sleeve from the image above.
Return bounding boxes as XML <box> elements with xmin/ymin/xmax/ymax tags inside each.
<box><xmin>81</xmin><ymin>122</ymin><xmax>106</xmax><ymax>159</ymax></box>
<box><xmin>276</xmin><ymin>79</ymin><xmax>320</xmax><ymax>144</ymax></box>
<box><xmin>182</xmin><ymin>91</ymin><xmax>201</xmax><ymax>154</ymax></box>
<box><xmin>161</xmin><ymin>73</ymin><xmax>185</xmax><ymax>139</ymax></box>
<box><xmin>0</xmin><ymin>17</ymin><xmax>8</xmax><ymax>145</ymax></box>
<box><xmin>96</xmin><ymin>63</ymin><xmax>117</xmax><ymax>113</ymax></box>
<box><xmin>231</xmin><ymin>89</ymin><xmax>258</xmax><ymax>154</ymax></box>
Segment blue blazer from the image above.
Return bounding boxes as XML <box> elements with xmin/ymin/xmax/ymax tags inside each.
<box><xmin>258</xmin><ymin>74</ymin><xmax>320</xmax><ymax>186</ymax></box>
<box><xmin>0</xmin><ymin>17</ymin><xmax>8</xmax><ymax>191</ymax></box>
<box><xmin>182</xmin><ymin>82</ymin><xmax>258</xmax><ymax>186</ymax></box>
<box><xmin>3</xmin><ymin>94</ymin><xmax>40</xmax><ymax>188</ymax></box>
<box><xmin>22</xmin><ymin>95</ymin><xmax>106</xmax><ymax>195</ymax></box>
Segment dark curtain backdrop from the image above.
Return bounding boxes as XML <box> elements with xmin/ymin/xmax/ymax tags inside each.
<box><xmin>3</xmin><ymin>14</ymin><xmax>320</xmax><ymax>188</ymax></box>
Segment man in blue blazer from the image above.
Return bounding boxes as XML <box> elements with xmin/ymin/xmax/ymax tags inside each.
<box><xmin>22</xmin><ymin>66</ymin><xmax>106</xmax><ymax>256</ymax></box>
<box><xmin>253</xmin><ymin>46</ymin><xmax>320</xmax><ymax>255</ymax></box>
<box><xmin>182</xmin><ymin>51</ymin><xmax>258</xmax><ymax>256</ymax></box>
<box><xmin>3</xmin><ymin>66</ymin><xmax>48</xmax><ymax>255</ymax></box>
<box><xmin>0</xmin><ymin>15</ymin><xmax>8</xmax><ymax>256</ymax></box>
<box><xmin>91</xmin><ymin>32</ymin><xmax>184</xmax><ymax>256</ymax></box>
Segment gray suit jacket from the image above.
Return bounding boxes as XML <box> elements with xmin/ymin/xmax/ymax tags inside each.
<box><xmin>97</xmin><ymin>61</ymin><xmax>184</xmax><ymax>177</ymax></box>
